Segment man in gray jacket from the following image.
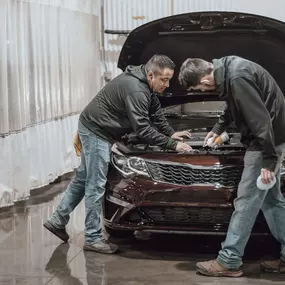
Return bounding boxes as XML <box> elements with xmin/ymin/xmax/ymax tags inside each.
<box><xmin>44</xmin><ymin>55</ymin><xmax>192</xmax><ymax>254</ymax></box>
<box><xmin>179</xmin><ymin>56</ymin><xmax>285</xmax><ymax>276</ymax></box>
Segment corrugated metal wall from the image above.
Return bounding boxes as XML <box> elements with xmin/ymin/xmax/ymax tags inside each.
<box><xmin>23</xmin><ymin>0</ymin><xmax>100</xmax><ymax>14</ymax></box>
<box><xmin>0</xmin><ymin>0</ymin><xmax>100</xmax><ymax>207</ymax></box>
<box><xmin>103</xmin><ymin>0</ymin><xmax>285</xmax><ymax>79</ymax></box>
<box><xmin>174</xmin><ymin>0</ymin><xmax>285</xmax><ymax>20</ymax></box>
<box><xmin>103</xmin><ymin>0</ymin><xmax>173</xmax><ymax>78</ymax></box>
<box><xmin>1</xmin><ymin>1</ymin><xmax>100</xmax><ymax>134</ymax></box>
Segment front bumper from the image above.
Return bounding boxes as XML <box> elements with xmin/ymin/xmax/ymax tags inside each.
<box><xmin>103</xmin><ymin>169</ymin><xmax>270</xmax><ymax>235</ymax></box>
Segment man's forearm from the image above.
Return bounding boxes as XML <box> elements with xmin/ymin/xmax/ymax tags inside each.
<box><xmin>155</xmin><ymin>122</ymin><xmax>175</xmax><ymax>137</ymax></box>
<box><xmin>212</xmin><ymin>109</ymin><xmax>231</xmax><ymax>135</ymax></box>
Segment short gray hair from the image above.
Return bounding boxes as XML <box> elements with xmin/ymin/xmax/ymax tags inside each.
<box><xmin>145</xmin><ymin>54</ymin><xmax>175</xmax><ymax>74</ymax></box>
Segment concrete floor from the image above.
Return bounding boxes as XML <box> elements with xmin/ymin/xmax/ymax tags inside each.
<box><xmin>0</xmin><ymin>177</ymin><xmax>284</xmax><ymax>284</ymax></box>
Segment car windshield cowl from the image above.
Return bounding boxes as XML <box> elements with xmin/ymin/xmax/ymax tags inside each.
<box><xmin>164</xmin><ymin>111</ymin><xmax>224</xmax><ymax>118</ymax></box>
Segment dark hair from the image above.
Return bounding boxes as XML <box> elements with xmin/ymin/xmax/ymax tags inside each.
<box><xmin>178</xmin><ymin>58</ymin><xmax>212</xmax><ymax>89</ymax></box>
<box><xmin>145</xmin><ymin>54</ymin><xmax>175</xmax><ymax>74</ymax></box>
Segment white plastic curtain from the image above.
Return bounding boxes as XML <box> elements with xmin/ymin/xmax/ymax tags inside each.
<box><xmin>0</xmin><ymin>0</ymin><xmax>101</xmax><ymax>207</ymax></box>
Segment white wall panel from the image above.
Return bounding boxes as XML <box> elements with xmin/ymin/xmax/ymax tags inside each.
<box><xmin>104</xmin><ymin>0</ymin><xmax>172</xmax><ymax>30</ymax></box>
<box><xmin>0</xmin><ymin>114</ymin><xmax>80</xmax><ymax>207</ymax></box>
<box><xmin>103</xmin><ymin>0</ymin><xmax>172</xmax><ymax>79</ymax></box>
<box><xmin>173</xmin><ymin>0</ymin><xmax>285</xmax><ymax>22</ymax></box>
<box><xmin>22</xmin><ymin>0</ymin><xmax>100</xmax><ymax>15</ymax></box>
<box><xmin>174</xmin><ymin>0</ymin><xmax>239</xmax><ymax>14</ymax></box>
<box><xmin>0</xmin><ymin>0</ymin><xmax>100</xmax><ymax>207</ymax></box>
<box><xmin>0</xmin><ymin>0</ymin><xmax>100</xmax><ymax>134</ymax></box>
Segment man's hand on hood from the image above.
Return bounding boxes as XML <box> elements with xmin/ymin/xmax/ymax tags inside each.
<box><xmin>176</xmin><ymin>142</ymin><xmax>193</xmax><ymax>152</ymax></box>
<box><xmin>171</xmin><ymin>130</ymin><xmax>191</xmax><ymax>141</ymax></box>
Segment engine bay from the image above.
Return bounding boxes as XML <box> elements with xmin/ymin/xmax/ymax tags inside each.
<box><xmin>115</xmin><ymin>128</ymin><xmax>245</xmax><ymax>155</ymax></box>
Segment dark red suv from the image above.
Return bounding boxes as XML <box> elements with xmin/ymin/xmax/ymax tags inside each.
<box><xmin>103</xmin><ymin>11</ymin><xmax>285</xmax><ymax>237</ymax></box>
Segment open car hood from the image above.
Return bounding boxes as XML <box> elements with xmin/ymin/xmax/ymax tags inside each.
<box><xmin>118</xmin><ymin>11</ymin><xmax>285</xmax><ymax>101</ymax></box>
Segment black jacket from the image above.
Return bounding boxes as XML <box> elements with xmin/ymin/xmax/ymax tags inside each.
<box><xmin>79</xmin><ymin>65</ymin><xmax>177</xmax><ymax>150</ymax></box>
<box><xmin>212</xmin><ymin>56</ymin><xmax>285</xmax><ymax>171</ymax></box>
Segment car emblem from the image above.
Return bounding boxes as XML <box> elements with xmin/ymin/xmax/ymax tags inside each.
<box><xmin>214</xmin><ymin>183</ymin><xmax>221</xmax><ymax>190</ymax></box>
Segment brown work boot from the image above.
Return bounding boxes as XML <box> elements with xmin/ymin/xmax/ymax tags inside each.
<box><xmin>83</xmin><ymin>239</ymin><xmax>118</xmax><ymax>254</ymax></box>
<box><xmin>196</xmin><ymin>259</ymin><xmax>243</xmax><ymax>277</ymax></box>
<box><xmin>260</xmin><ymin>259</ymin><xmax>285</xmax><ymax>273</ymax></box>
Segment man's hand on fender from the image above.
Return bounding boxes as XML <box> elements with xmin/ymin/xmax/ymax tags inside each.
<box><xmin>171</xmin><ymin>130</ymin><xmax>191</xmax><ymax>141</ymax></box>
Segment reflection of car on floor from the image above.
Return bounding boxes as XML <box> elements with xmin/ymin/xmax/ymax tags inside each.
<box><xmin>103</xmin><ymin>11</ymin><xmax>285</xmax><ymax>237</ymax></box>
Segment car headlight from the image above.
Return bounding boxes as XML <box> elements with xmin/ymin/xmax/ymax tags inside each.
<box><xmin>112</xmin><ymin>154</ymin><xmax>150</xmax><ymax>178</ymax></box>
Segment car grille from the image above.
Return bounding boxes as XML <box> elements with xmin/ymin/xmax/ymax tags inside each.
<box><xmin>141</xmin><ymin>206</ymin><xmax>267</xmax><ymax>228</ymax></box>
<box><xmin>146</xmin><ymin>161</ymin><xmax>243</xmax><ymax>187</ymax></box>
<box><xmin>142</xmin><ymin>206</ymin><xmax>232</xmax><ymax>225</ymax></box>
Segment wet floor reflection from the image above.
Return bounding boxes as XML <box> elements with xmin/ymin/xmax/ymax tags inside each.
<box><xmin>0</xmin><ymin>178</ymin><xmax>284</xmax><ymax>284</ymax></box>
<box><xmin>44</xmin><ymin>238</ymin><xmax>285</xmax><ymax>285</ymax></box>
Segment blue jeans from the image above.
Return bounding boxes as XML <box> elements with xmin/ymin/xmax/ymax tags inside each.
<box><xmin>217</xmin><ymin>143</ymin><xmax>285</xmax><ymax>268</ymax></box>
<box><xmin>48</xmin><ymin>120</ymin><xmax>111</xmax><ymax>245</ymax></box>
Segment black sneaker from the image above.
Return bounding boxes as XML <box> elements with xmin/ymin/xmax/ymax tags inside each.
<box><xmin>43</xmin><ymin>221</ymin><xmax>69</xmax><ymax>243</ymax></box>
<box><xmin>83</xmin><ymin>239</ymin><xmax>118</xmax><ymax>254</ymax></box>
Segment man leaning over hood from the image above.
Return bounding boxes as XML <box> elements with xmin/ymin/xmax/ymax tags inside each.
<box><xmin>179</xmin><ymin>55</ymin><xmax>285</xmax><ymax>277</ymax></box>
<box><xmin>44</xmin><ymin>54</ymin><xmax>192</xmax><ymax>254</ymax></box>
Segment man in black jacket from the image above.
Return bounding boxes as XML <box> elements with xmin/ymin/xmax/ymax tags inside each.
<box><xmin>44</xmin><ymin>55</ymin><xmax>192</xmax><ymax>254</ymax></box>
<box><xmin>178</xmin><ymin>56</ymin><xmax>285</xmax><ymax>276</ymax></box>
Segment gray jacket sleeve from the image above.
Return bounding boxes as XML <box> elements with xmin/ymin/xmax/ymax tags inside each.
<box><xmin>230</xmin><ymin>77</ymin><xmax>278</xmax><ymax>171</ymax></box>
<box><xmin>150</xmin><ymin>95</ymin><xmax>176</xmax><ymax>137</ymax></box>
<box><xmin>125</xmin><ymin>92</ymin><xmax>178</xmax><ymax>150</ymax></box>
<box><xmin>212</xmin><ymin>106</ymin><xmax>231</xmax><ymax>135</ymax></box>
